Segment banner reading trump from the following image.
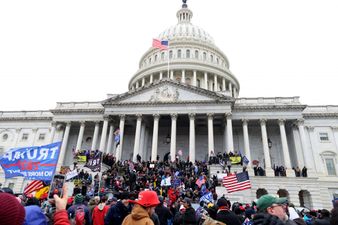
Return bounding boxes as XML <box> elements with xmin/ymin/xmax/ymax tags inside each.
<box><xmin>0</xmin><ymin>142</ymin><xmax>61</xmax><ymax>180</ymax></box>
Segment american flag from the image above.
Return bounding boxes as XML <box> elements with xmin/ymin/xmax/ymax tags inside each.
<box><xmin>222</xmin><ymin>171</ymin><xmax>251</xmax><ymax>193</ymax></box>
<box><xmin>152</xmin><ymin>39</ymin><xmax>168</xmax><ymax>50</ymax></box>
<box><xmin>24</xmin><ymin>180</ymin><xmax>44</xmax><ymax>195</ymax></box>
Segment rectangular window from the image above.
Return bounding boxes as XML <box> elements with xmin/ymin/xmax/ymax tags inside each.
<box><xmin>325</xmin><ymin>158</ymin><xmax>336</xmax><ymax>176</ymax></box>
<box><xmin>22</xmin><ymin>133</ymin><xmax>29</xmax><ymax>141</ymax></box>
<box><xmin>38</xmin><ymin>133</ymin><xmax>46</xmax><ymax>140</ymax></box>
<box><xmin>319</xmin><ymin>132</ymin><xmax>329</xmax><ymax>141</ymax></box>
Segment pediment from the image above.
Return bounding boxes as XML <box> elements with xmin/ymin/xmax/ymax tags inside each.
<box><xmin>103</xmin><ymin>80</ymin><xmax>231</xmax><ymax>105</ymax></box>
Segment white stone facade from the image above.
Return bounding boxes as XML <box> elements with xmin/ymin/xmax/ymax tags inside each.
<box><xmin>0</xmin><ymin>1</ymin><xmax>338</xmax><ymax>210</ymax></box>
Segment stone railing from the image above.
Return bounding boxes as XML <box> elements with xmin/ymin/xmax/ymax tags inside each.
<box><xmin>235</xmin><ymin>97</ymin><xmax>301</xmax><ymax>105</ymax></box>
<box><xmin>303</xmin><ymin>105</ymin><xmax>338</xmax><ymax>113</ymax></box>
<box><xmin>0</xmin><ymin>110</ymin><xmax>52</xmax><ymax>118</ymax></box>
<box><xmin>55</xmin><ymin>102</ymin><xmax>104</xmax><ymax>110</ymax></box>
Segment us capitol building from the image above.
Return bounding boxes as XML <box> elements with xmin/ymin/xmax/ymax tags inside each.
<box><xmin>0</xmin><ymin>1</ymin><xmax>337</xmax><ymax>209</ymax></box>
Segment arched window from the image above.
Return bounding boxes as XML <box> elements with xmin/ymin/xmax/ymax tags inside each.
<box><xmin>216</xmin><ymin>58</ymin><xmax>219</xmax><ymax>64</ymax></box>
<box><xmin>195</xmin><ymin>50</ymin><xmax>199</xmax><ymax>59</ymax></box>
<box><xmin>178</xmin><ymin>49</ymin><xmax>182</xmax><ymax>58</ymax></box>
<box><xmin>197</xmin><ymin>79</ymin><xmax>201</xmax><ymax>87</ymax></box>
<box><xmin>169</xmin><ymin>50</ymin><xmax>173</xmax><ymax>59</ymax></box>
<box><xmin>210</xmin><ymin>55</ymin><xmax>213</xmax><ymax>62</ymax></box>
<box><xmin>186</xmin><ymin>49</ymin><xmax>190</xmax><ymax>58</ymax></box>
<box><xmin>149</xmin><ymin>58</ymin><xmax>152</xmax><ymax>64</ymax></box>
<box><xmin>203</xmin><ymin>52</ymin><xmax>207</xmax><ymax>61</ymax></box>
<box><xmin>161</xmin><ymin>52</ymin><xmax>165</xmax><ymax>60</ymax></box>
<box><xmin>154</xmin><ymin>55</ymin><xmax>158</xmax><ymax>62</ymax></box>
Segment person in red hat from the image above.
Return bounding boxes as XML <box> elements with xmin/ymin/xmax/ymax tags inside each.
<box><xmin>122</xmin><ymin>190</ymin><xmax>160</xmax><ymax>225</ymax></box>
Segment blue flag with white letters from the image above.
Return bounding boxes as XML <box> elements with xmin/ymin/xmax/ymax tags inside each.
<box><xmin>0</xmin><ymin>142</ymin><xmax>61</xmax><ymax>180</ymax></box>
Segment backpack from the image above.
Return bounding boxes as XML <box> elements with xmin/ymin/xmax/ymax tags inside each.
<box><xmin>71</xmin><ymin>206</ymin><xmax>86</xmax><ymax>225</ymax></box>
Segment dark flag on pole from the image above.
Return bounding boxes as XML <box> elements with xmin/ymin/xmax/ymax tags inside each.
<box><xmin>84</xmin><ymin>151</ymin><xmax>102</xmax><ymax>172</ymax></box>
<box><xmin>114</xmin><ymin>128</ymin><xmax>120</xmax><ymax>147</ymax></box>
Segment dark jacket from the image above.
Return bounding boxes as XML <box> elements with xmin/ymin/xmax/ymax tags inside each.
<box><xmin>104</xmin><ymin>201</ymin><xmax>130</xmax><ymax>225</ymax></box>
<box><xmin>313</xmin><ymin>218</ymin><xmax>330</xmax><ymax>225</ymax></box>
<box><xmin>253</xmin><ymin>213</ymin><xmax>284</xmax><ymax>225</ymax></box>
<box><xmin>155</xmin><ymin>204</ymin><xmax>173</xmax><ymax>225</ymax></box>
<box><xmin>216</xmin><ymin>209</ymin><xmax>242</xmax><ymax>225</ymax></box>
<box><xmin>67</xmin><ymin>204</ymin><xmax>91</xmax><ymax>225</ymax></box>
<box><xmin>151</xmin><ymin>212</ymin><xmax>161</xmax><ymax>225</ymax></box>
<box><xmin>182</xmin><ymin>207</ymin><xmax>197</xmax><ymax>225</ymax></box>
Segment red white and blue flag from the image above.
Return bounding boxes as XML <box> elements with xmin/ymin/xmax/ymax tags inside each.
<box><xmin>152</xmin><ymin>39</ymin><xmax>169</xmax><ymax>50</ymax></box>
<box><xmin>222</xmin><ymin>171</ymin><xmax>251</xmax><ymax>193</ymax></box>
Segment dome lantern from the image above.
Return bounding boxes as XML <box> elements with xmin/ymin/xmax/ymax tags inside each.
<box><xmin>176</xmin><ymin>0</ymin><xmax>193</xmax><ymax>24</ymax></box>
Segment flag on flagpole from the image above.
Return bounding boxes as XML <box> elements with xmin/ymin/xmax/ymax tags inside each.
<box><xmin>222</xmin><ymin>171</ymin><xmax>251</xmax><ymax>193</ymax></box>
<box><xmin>24</xmin><ymin>180</ymin><xmax>44</xmax><ymax>195</ymax></box>
<box><xmin>199</xmin><ymin>192</ymin><xmax>213</xmax><ymax>203</ymax></box>
<box><xmin>152</xmin><ymin>39</ymin><xmax>169</xmax><ymax>50</ymax></box>
<box><xmin>243</xmin><ymin>155</ymin><xmax>250</xmax><ymax>165</ymax></box>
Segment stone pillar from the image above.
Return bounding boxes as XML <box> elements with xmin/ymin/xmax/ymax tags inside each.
<box><xmin>133</xmin><ymin>114</ymin><xmax>142</xmax><ymax>162</ymax></box>
<box><xmin>228</xmin><ymin>82</ymin><xmax>233</xmax><ymax>97</ymax></box>
<box><xmin>76</xmin><ymin>121</ymin><xmax>85</xmax><ymax>152</ymax></box>
<box><xmin>260</xmin><ymin>119</ymin><xmax>274</xmax><ymax>176</ymax></box>
<box><xmin>332</xmin><ymin>126</ymin><xmax>338</xmax><ymax>155</ymax></box>
<box><xmin>57</xmin><ymin>122</ymin><xmax>71</xmax><ymax>171</ymax></box>
<box><xmin>226</xmin><ymin>113</ymin><xmax>234</xmax><ymax>153</ymax></box>
<box><xmin>204</xmin><ymin>72</ymin><xmax>208</xmax><ymax>90</ymax></box>
<box><xmin>278</xmin><ymin>119</ymin><xmax>294</xmax><ymax>177</ymax></box>
<box><xmin>136</xmin><ymin>81</ymin><xmax>139</xmax><ymax>89</ymax></box>
<box><xmin>242</xmin><ymin>119</ymin><xmax>251</xmax><ymax>163</ymax></box>
<box><xmin>214</xmin><ymin>74</ymin><xmax>218</xmax><ymax>91</ymax></box>
<box><xmin>106</xmin><ymin>123</ymin><xmax>114</xmax><ymax>154</ymax></box>
<box><xmin>49</xmin><ymin>122</ymin><xmax>56</xmax><ymax>143</ymax></box>
<box><xmin>233</xmin><ymin>87</ymin><xmax>237</xmax><ymax>98</ymax></box>
<box><xmin>181</xmin><ymin>70</ymin><xmax>185</xmax><ymax>83</ymax></box>
<box><xmin>170</xmin><ymin>70</ymin><xmax>174</xmax><ymax>80</ymax></box>
<box><xmin>151</xmin><ymin>114</ymin><xmax>160</xmax><ymax>161</ymax></box>
<box><xmin>297</xmin><ymin>119</ymin><xmax>315</xmax><ymax>176</ymax></box>
<box><xmin>170</xmin><ymin>113</ymin><xmax>178</xmax><ymax>162</ymax></box>
<box><xmin>116</xmin><ymin>115</ymin><xmax>125</xmax><ymax>161</ymax></box>
<box><xmin>207</xmin><ymin>113</ymin><xmax>214</xmax><ymax>157</ymax></box>
<box><xmin>139</xmin><ymin>123</ymin><xmax>146</xmax><ymax>160</ymax></box>
<box><xmin>193</xmin><ymin>70</ymin><xmax>197</xmax><ymax>86</ymax></box>
<box><xmin>150</xmin><ymin>74</ymin><xmax>153</xmax><ymax>84</ymax></box>
<box><xmin>91</xmin><ymin>122</ymin><xmax>100</xmax><ymax>150</ymax></box>
<box><xmin>31</xmin><ymin>128</ymin><xmax>38</xmax><ymax>146</ymax></box>
<box><xmin>142</xmin><ymin>78</ymin><xmax>145</xmax><ymax>86</ymax></box>
<box><xmin>99</xmin><ymin>117</ymin><xmax>109</xmax><ymax>151</ymax></box>
<box><xmin>222</xmin><ymin>78</ymin><xmax>226</xmax><ymax>91</ymax></box>
<box><xmin>189</xmin><ymin>113</ymin><xmax>196</xmax><ymax>163</ymax></box>
<box><xmin>307</xmin><ymin>126</ymin><xmax>320</xmax><ymax>173</ymax></box>
<box><xmin>159</xmin><ymin>71</ymin><xmax>163</xmax><ymax>80</ymax></box>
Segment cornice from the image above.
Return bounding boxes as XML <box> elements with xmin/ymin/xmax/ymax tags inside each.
<box><xmin>303</xmin><ymin>113</ymin><xmax>338</xmax><ymax>119</ymax></box>
<box><xmin>0</xmin><ymin>117</ymin><xmax>52</xmax><ymax>121</ymax></box>
<box><xmin>106</xmin><ymin>100</ymin><xmax>233</xmax><ymax>107</ymax></box>
<box><xmin>50</xmin><ymin>109</ymin><xmax>104</xmax><ymax>114</ymax></box>
<box><xmin>233</xmin><ymin>105</ymin><xmax>307</xmax><ymax>112</ymax></box>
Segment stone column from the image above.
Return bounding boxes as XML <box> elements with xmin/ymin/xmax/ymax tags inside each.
<box><xmin>133</xmin><ymin>114</ymin><xmax>142</xmax><ymax>162</ymax></box>
<box><xmin>170</xmin><ymin>113</ymin><xmax>178</xmax><ymax>162</ymax></box>
<box><xmin>207</xmin><ymin>113</ymin><xmax>214</xmax><ymax>157</ymax></box>
<box><xmin>297</xmin><ymin>119</ymin><xmax>315</xmax><ymax>176</ymax></box>
<box><xmin>49</xmin><ymin>122</ymin><xmax>56</xmax><ymax>143</ymax></box>
<box><xmin>91</xmin><ymin>121</ymin><xmax>100</xmax><ymax>150</ymax></box>
<box><xmin>76</xmin><ymin>121</ymin><xmax>85</xmax><ymax>152</ymax></box>
<box><xmin>106</xmin><ymin>123</ymin><xmax>114</xmax><ymax>154</ymax></box>
<box><xmin>214</xmin><ymin>74</ymin><xmax>218</xmax><ymax>91</ymax></box>
<box><xmin>170</xmin><ymin>71</ymin><xmax>174</xmax><ymax>80</ymax></box>
<box><xmin>242</xmin><ymin>119</ymin><xmax>251</xmax><ymax>163</ymax></box>
<box><xmin>307</xmin><ymin>126</ymin><xmax>319</xmax><ymax>173</ymax></box>
<box><xmin>181</xmin><ymin>70</ymin><xmax>185</xmax><ymax>83</ymax></box>
<box><xmin>278</xmin><ymin>119</ymin><xmax>294</xmax><ymax>177</ymax></box>
<box><xmin>260</xmin><ymin>119</ymin><xmax>274</xmax><ymax>176</ymax></box>
<box><xmin>189</xmin><ymin>113</ymin><xmax>196</xmax><ymax>163</ymax></box>
<box><xmin>204</xmin><ymin>72</ymin><xmax>208</xmax><ymax>90</ymax></box>
<box><xmin>151</xmin><ymin>114</ymin><xmax>160</xmax><ymax>161</ymax></box>
<box><xmin>228</xmin><ymin>83</ymin><xmax>233</xmax><ymax>97</ymax></box>
<box><xmin>31</xmin><ymin>128</ymin><xmax>38</xmax><ymax>146</ymax></box>
<box><xmin>57</xmin><ymin>122</ymin><xmax>71</xmax><ymax>171</ymax></box>
<box><xmin>233</xmin><ymin>87</ymin><xmax>237</xmax><ymax>98</ymax></box>
<box><xmin>142</xmin><ymin>78</ymin><xmax>145</xmax><ymax>86</ymax></box>
<box><xmin>136</xmin><ymin>81</ymin><xmax>139</xmax><ymax>89</ymax></box>
<box><xmin>116</xmin><ymin>115</ymin><xmax>125</xmax><ymax>161</ymax></box>
<box><xmin>150</xmin><ymin>74</ymin><xmax>153</xmax><ymax>84</ymax></box>
<box><xmin>222</xmin><ymin>78</ymin><xmax>226</xmax><ymax>91</ymax></box>
<box><xmin>159</xmin><ymin>71</ymin><xmax>163</xmax><ymax>80</ymax></box>
<box><xmin>332</xmin><ymin>126</ymin><xmax>338</xmax><ymax>155</ymax></box>
<box><xmin>226</xmin><ymin>113</ymin><xmax>234</xmax><ymax>152</ymax></box>
<box><xmin>99</xmin><ymin>117</ymin><xmax>109</xmax><ymax>151</ymax></box>
<box><xmin>193</xmin><ymin>70</ymin><xmax>197</xmax><ymax>86</ymax></box>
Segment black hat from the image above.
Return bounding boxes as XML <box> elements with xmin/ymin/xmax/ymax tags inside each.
<box><xmin>217</xmin><ymin>197</ymin><xmax>229</xmax><ymax>207</ymax></box>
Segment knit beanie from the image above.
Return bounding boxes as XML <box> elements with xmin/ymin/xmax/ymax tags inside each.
<box><xmin>0</xmin><ymin>193</ymin><xmax>25</xmax><ymax>225</ymax></box>
<box><xmin>74</xmin><ymin>194</ymin><xmax>84</xmax><ymax>204</ymax></box>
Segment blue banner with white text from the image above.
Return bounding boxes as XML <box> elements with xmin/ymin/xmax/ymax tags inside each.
<box><xmin>0</xmin><ymin>142</ymin><xmax>61</xmax><ymax>180</ymax></box>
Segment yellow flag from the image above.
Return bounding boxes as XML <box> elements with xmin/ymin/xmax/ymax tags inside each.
<box><xmin>35</xmin><ymin>186</ymin><xmax>49</xmax><ymax>199</ymax></box>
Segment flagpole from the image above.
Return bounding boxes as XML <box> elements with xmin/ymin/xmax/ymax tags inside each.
<box><xmin>167</xmin><ymin>39</ymin><xmax>170</xmax><ymax>79</ymax></box>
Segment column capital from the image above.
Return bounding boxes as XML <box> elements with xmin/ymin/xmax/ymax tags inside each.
<box><xmin>136</xmin><ymin>114</ymin><xmax>143</xmax><ymax>120</ymax></box>
<box><xmin>51</xmin><ymin>121</ymin><xmax>57</xmax><ymax>126</ymax></box>
<box><xmin>170</xmin><ymin>113</ymin><xmax>178</xmax><ymax>120</ymax></box>
<box><xmin>260</xmin><ymin>119</ymin><xmax>267</xmax><ymax>125</ymax></box>
<box><xmin>331</xmin><ymin>126</ymin><xmax>338</xmax><ymax>131</ymax></box>
<box><xmin>32</xmin><ymin>128</ymin><xmax>38</xmax><ymax>132</ymax></box>
<box><xmin>189</xmin><ymin>113</ymin><xmax>196</xmax><ymax>120</ymax></box>
<box><xmin>94</xmin><ymin>121</ymin><xmax>100</xmax><ymax>125</ymax></box>
<box><xmin>306</xmin><ymin>126</ymin><xmax>315</xmax><ymax>131</ymax></box>
<box><xmin>153</xmin><ymin>114</ymin><xmax>160</xmax><ymax>119</ymax></box>
<box><xmin>297</xmin><ymin>118</ymin><xmax>305</xmax><ymax>126</ymax></box>
<box><xmin>79</xmin><ymin>121</ymin><xmax>86</xmax><ymax>126</ymax></box>
<box><xmin>207</xmin><ymin>113</ymin><xmax>214</xmax><ymax>119</ymax></box>
<box><xmin>119</xmin><ymin>114</ymin><xmax>126</xmax><ymax>120</ymax></box>
<box><xmin>65</xmin><ymin>121</ymin><xmax>72</xmax><ymax>126</ymax></box>
<box><xmin>278</xmin><ymin>119</ymin><xmax>286</xmax><ymax>126</ymax></box>
<box><xmin>225</xmin><ymin>112</ymin><xmax>232</xmax><ymax>119</ymax></box>
<box><xmin>241</xmin><ymin>119</ymin><xmax>249</xmax><ymax>125</ymax></box>
<box><xmin>16</xmin><ymin>128</ymin><xmax>22</xmax><ymax>133</ymax></box>
<box><xmin>103</xmin><ymin>115</ymin><xmax>110</xmax><ymax>120</ymax></box>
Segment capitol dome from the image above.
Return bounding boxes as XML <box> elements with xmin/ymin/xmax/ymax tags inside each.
<box><xmin>129</xmin><ymin>1</ymin><xmax>240</xmax><ymax>98</ymax></box>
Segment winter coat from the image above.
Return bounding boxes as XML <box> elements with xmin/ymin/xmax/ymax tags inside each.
<box><xmin>313</xmin><ymin>218</ymin><xmax>330</xmax><ymax>225</ymax></box>
<box><xmin>155</xmin><ymin>204</ymin><xmax>172</xmax><ymax>225</ymax></box>
<box><xmin>182</xmin><ymin>207</ymin><xmax>197</xmax><ymax>225</ymax></box>
<box><xmin>24</xmin><ymin>205</ymin><xmax>48</xmax><ymax>225</ymax></box>
<box><xmin>216</xmin><ymin>210</ymin><xmax>241</xmax><ymax>225</ymax></box>
<box><xmin>202</xmin><ymin>216</ymin><xmax>226</xmax><ymax>225</ymax></box>
<box><xmin>67</xmin><ymin>204</ymin><xmax>91</xmax><ymax>225</ymax></box>
<box><xmin>252</xmin><ymin>213</ymin><xmax>284</xmax><ymax>225</ymax></box>
<box><xmin>121</xmin><ymin>204</ymin><xmax>154</xmax><ymax>225</ymax></box>
<box><xmin>104</xmin><ymin>201</ymin><xmax>130</xmax><ymax>225</ymax></box>
<box><xmin>54</xmin><ymin>210</ymin><xmax>71</xmax><ymax>225</ymax></box>
<box><xmin>92</xmin><ymin>203</ymin><xmax>109</xmax><ymax>225</ymax></box>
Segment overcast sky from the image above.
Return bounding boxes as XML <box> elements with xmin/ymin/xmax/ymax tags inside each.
<box><xmin>1</xmin><ymin>0</ymin><xmax>337</xmax><ymax>111</ymax></box>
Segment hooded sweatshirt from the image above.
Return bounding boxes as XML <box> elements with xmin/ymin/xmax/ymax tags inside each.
<box><xmin>92</xmin><ymin>203</ymin><xmax>109</xmax><ymax>225</ymax></box>
<box><xmin>122</xmin><ymin>204</ymin><xmax>154</xmax><ymax>225</ymax></box>
<box><xmin>24</xmin><ymin>205</ymin><xmax>47</xmax><ymax>225</ymax></box>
